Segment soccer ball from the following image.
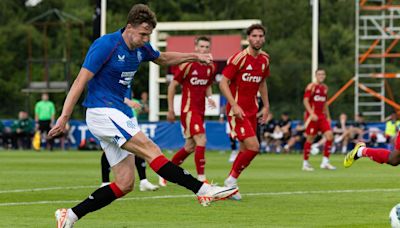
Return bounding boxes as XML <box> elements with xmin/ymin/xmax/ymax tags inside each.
<box><xmin>389</xmin><ymin>203</ymin><xmax>400</xmax><ymax>228</ymax></box>
<box><xmin>310</xmin><ymin>144</ymin><xmax>320</xmax><ymax>155</ymax></box>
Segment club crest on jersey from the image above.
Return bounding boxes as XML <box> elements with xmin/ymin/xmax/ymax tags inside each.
<box><xmin>240</xmin><ymin>127</ymin><xmax>245</xmax><ymax>135</ymax></box>
<box><xmin>246</xmin><ymin>64</ymin><xmax>253</xmax><ymax>70</ymax></box>
<box><xmin>126</xmin><ymin>120</ymin><xmax>136</xmax><ymax>128</ymax></box>
<box><xmin>118</xmin><ymin>54</ymin><xmax>125</xmax><ymax>62</ymax></box>
<box><xmin>192</xmin><ymin>70</ymin><xmax>198</xmax><ymax>75</ymax></box>
<box><xmin>207</xmin><ymin>68</ymin><xmax>211</xmax><ymax>76</ymax></box>
<box><xmin>190</xmin><ymin>77</ymin><xmax>208</xmax><ymax>85</ymax></box>
<box><xmin>242</xmin><ymin>73</ymin><xmax>262</xmax><ymax>83</ymax></box>
<box><xmin>194</xmin><ymin>124</ymin><xmax>200</xmax><ymax>132</ymax></box>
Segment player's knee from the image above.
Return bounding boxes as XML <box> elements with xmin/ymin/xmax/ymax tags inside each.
<box><xmin>116</xmin><ymin>178</ymin><xmax>135</xmax><ymax>193</ymax></box>
<box><xmin>247</xmin><ymin>142</ymin><xmax>260</xmax><ymax>152</ymax></box>
<box><xmin>388</xmin><ymin>153</ymin><xmax>400</xmax><ymax>166</ymax></box>
<box><xmin>184</xmin><ymin>144</ymin><xmax>195</xmax><ymax>153</ymax></box>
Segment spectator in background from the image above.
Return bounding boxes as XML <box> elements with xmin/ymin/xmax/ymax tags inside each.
<box><xmin>348</xmin><ymin>113</ymin><xmax>367</xmax><ymax>143</ymax></box>
<box><xmin>262</xmin><ymin>112</ymin><xmax>279</xmax><ymax>152</ymax></box>
<box><xmin>284</xmin><ymin>121</ymin><xmax>306</xmax><ymax>153</ymax></box>
<box><xmin>385</xmin><ymin>112</ymin><xmax>400</xmax><ymax>146</ymax></box>
<box><xmin>35</xmin><ymin>93</ymin><xmax>55</xmax><ymax>150</ymax></box>
<box><xmin>12</xmin><ymin>111</ymin><xmax>35</xmax><ymax>149</ymax></box>
<box><xmin>138</xmin><ymin>91</ymin><xmax>149</xmax><ymax>121</ymax></box>
<box><xmin>332</xmin><ymin>113</ymin><xmax>350</xmax><ymax>153</ymax></box>
<box><xmin>277</xmin><ymin>112</ymin><xmax>292</xmax><ymax>152</ymax></box>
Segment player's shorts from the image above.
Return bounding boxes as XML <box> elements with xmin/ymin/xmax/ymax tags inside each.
<box><xmin>227</xmin><ymin>115</ymin><xmax>257</xmax><ymax>141</ymax></box>
<box><xmin>181</xmin><ymin>111</ymin><xmax>205</xmax><ymax>138</ymax></box>
<box><xmin>305</xmin><ymin>115</ymin><xmax>331</xmax><ymax>135</ymax></box>
<box><xmin>86</xmin><ymin>108</ymin><xmax>140</xmax><ymax>167</ymax></box>
<box><xmin>395</xmin><ymin>132</ymin><xmax>400</xmax><ymax>151</ymax></box>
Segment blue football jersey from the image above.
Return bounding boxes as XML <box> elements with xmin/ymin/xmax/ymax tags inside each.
<box><xmin>82</xmin><ymin>28</ymin><xmax>160</xmax><ymax>117</ymax></box>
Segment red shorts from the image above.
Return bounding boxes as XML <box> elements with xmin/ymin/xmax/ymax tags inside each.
<box><xmin>305</xmin><ymin>115</ymin><xmax>331</xmax><ymax>135</ymax></box>
<box><xmin>227</xmin><ymin>115</ymin><xmax>257</xmax><ymax>141</ymax></box>
<box><xmin>395</xmin><ymin>132</ymin><xmax>400</xmax><ymax>151</ymax></box>
<box><xmin>181</xmin><ymin>111</ymin><xmax>205</xmax><ymax>138</ymax></box>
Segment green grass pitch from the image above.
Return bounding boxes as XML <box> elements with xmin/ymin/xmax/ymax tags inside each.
<box><xmin>0</xmin><ymin>150</ymin><xmax>398</xmax><ymax>227</ymax></box>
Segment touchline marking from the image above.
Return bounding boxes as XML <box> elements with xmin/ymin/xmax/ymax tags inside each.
<box><xmin>1</xmin><ymin>188</ymin><xmax>400</xmax><ymax>207</ymax></box>
<box><xmin>0</xmin><ymin>185</ymin><xmax>98</xmax><ymax>194</ymax></box>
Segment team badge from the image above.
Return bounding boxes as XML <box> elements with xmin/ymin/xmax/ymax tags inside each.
<box><xmin>194</xmin><ymin>124</ymin><xmax>200</xmax><ymax>132</ymax></box>
<box><xmin>240</xmin><ymin>127</ymin><xmax>245</xmax><ymax>135</ymax></box>
<box><xmin>207</xmin><ymin>68</ymin><xmax>211</xmax><ymax>76</ymax></box>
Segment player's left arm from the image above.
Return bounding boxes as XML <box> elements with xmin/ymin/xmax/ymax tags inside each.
<box><xmin>324</xmin><ymin>85</ymin><xmax>331</xmax><ymax>122</ymax></box>
<box><xmin>259</xmin><ymin>78</ymin><xmax>270</xmax><ymax>123</ymax></box>
<box><xmin>153</xmin><ymin>52</ymin><xmax>213</xmax><ymax>66</ymax></box>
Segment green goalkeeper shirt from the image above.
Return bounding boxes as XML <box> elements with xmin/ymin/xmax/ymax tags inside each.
<box><xmin>35</xmin><ymin>100</ymin><xmax>55</xmax><ymax>121</ymax></box>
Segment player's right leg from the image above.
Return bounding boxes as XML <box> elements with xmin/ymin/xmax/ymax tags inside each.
<box><xmin>193</xmin><ymin>133</ymin><xmax>207</xmax><ymax>182</ymax></box>
<box><xmin>56</xmin><ymin>108</ymin><xmax>138</xmax><ymax>227</ymax></box>
<box><xmin>56</xmin><ymin>154</ymin><xmax>135</xmax><ymax>227</ymax></box>
<box><xmin>123</xmin><ymin>131</ymin><xmax>237</xmax><ymax>206</ymax></box>
<box><xmin>302</xmin><ymin>134</ymin><xmax>315</xmax><ymax>171</ymax></box>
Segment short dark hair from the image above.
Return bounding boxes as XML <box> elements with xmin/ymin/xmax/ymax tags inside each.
<box><xmin>127</xmin><ymin>4</ymin><xmax>157</xmax><ymax>29</ymax></box>
<box><xmin>315</xmin><ymin>68</ymin><xmax>325</xmax><ymax>73</ymax></box>
<box><xmin>195</xmin><ymin>36</ymin><xmax>211</xmax><ymax>45</ymax></box>
<box><xmin>246</xmin><ymin>24</ymin><xmax>266</xmax><ymax>35</ymax></box>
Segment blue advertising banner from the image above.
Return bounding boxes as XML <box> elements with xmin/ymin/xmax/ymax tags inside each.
<box><xmin>67</xmin><ymin>120</ymin><xmax>232</xmax><ymax>150</ymax></box>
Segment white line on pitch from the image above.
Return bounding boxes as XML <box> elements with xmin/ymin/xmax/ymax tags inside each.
<box><xmin>1</xmin><ymin>188</ymin><xmax>400</xmax><ymax>207</ymax></box>
<box><xmin>0</xmin><ymin>185</ymin><xmax>97</xmax><ymax>194</ymax></box>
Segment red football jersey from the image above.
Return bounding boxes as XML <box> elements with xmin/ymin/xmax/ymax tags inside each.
<box><xmin>174</xmin><ymin>62</ymin><xmax>217</xmax><ymax>115</ymax></box>
<box><xmin>303</xmin><ymin>83</ymin><xmax>328</xmax><ymax>116</ymax></box>
<box><xmin>222</xmin><ymin>48</ymin><xmax>270</xmax><ymax>117</ymax></box>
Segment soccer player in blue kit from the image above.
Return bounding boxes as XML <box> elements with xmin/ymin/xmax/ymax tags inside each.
<box><xmin>48</xmin><ymin>4</ymin><xmax>237</xmax><ymax>228</ymax></box>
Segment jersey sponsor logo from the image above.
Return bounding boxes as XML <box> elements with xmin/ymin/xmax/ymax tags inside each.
<box><xmin>242</xmin><ymin>73</ymin><xmax>262</xmax><ymax>83</ymax></box>
<box><xmin>118</xmin><ymin>54</ymin><xmax>125</xmax><ymax>62</ymax></box>
<box><xmin>313</xmin><ymin>95</ymin><xmax>326</xmax><ymax>102</ymax></box>
<box><xmin>119</xmin><ymin>71</ymin><xmax>137</xmax><ymax>86</ymax></box>
<box><xmin>192</xmin><ymin>70</ymin><xmax>198</xmax><ymax>75</ymax></box>
<box><xmin>246</xmin><ymin>64</ymin><xmax>253</xmax><ymax>70</ymax></box>
<box><xmin>190</xmin><ymin>77</ymin><xmax>208</xmax><ymax>85</ymax></box>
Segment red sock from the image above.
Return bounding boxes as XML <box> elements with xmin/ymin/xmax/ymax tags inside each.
<box><xmin>171</xmin><ymin>148</ymin><xmax>190</xmax><ymax>165</ymax></box>
<box><xmin>303</xmin><ymin>141</ymin><xmax>311</xmax><ymax>160</ymax></box>
<box><xmin>194</xmin><ymin>146</ymin><xmax>206</xmax><ymax>175</ymax></box>
<box><xmin>363</xmin><ymin>148</ymin><xmax>390</xmax><ymax>164</ymax></box>
<box><xmin>149</xmin><ymin>155</ymin><xmax>169</xmax><ymax>172</ymax></box>
<box><xmin>323</xmin><ymin>140</ymin><xmax>332</xmax><ymax>158</ymax></box>
<box><xmin>229</xmin><ymin>149</ymin><xmax>258</xmax><ymax>178</ymax></box>
<box><xmin>109</xmin><ymin>182</ymin><xmax>124</xmax><ymax>198</ymax></box>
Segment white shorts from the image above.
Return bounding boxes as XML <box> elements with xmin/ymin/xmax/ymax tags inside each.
<box><xmin>86</xmin><ymin>108</ymin><xmax>141</xmax><ymax>167</ymax></box>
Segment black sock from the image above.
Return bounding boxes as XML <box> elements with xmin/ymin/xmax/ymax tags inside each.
<box><xmin>72</xmin><ymin>185</ymin><xmax>117</xmax><ymax>219</ymax></box>
<box><xmin>101</xmin><ymin>152</ymin><xmax>111</xmax><ymax>183</ymax></box>
<box><xmin>157</xmin><ymin>161</ymin><xmax>203</xmax><ymax>194</ymax></box>
<box><xmin>135</xmin><ymin>156</ymin><xmax>147</xmax><ymax>180</ymax></box>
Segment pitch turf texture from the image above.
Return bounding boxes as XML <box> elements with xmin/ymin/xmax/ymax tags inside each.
<box><xmin>0</xmin><ymin>150</ymin><xmax>398</xmax><ymax>227</ymax></box>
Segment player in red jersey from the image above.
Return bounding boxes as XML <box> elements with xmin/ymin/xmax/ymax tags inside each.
<box><xmin>163</xmin><ymin>36</ymin><xmax>217</xmax><ymax>185</ymax></box>
<box><xmin>344</xmin><ymin>132</ymin><xmax>400</xmax><ymax>168</ymax></box>
<box><xmin>302</xmin><ymin>69</ymin><xmax>336</xmax><ymax>171</ymax></box>
<box><xmin>219</xmin><ymin>24</ymin><xmax>270</xmax><ymax>200</ymax></box>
